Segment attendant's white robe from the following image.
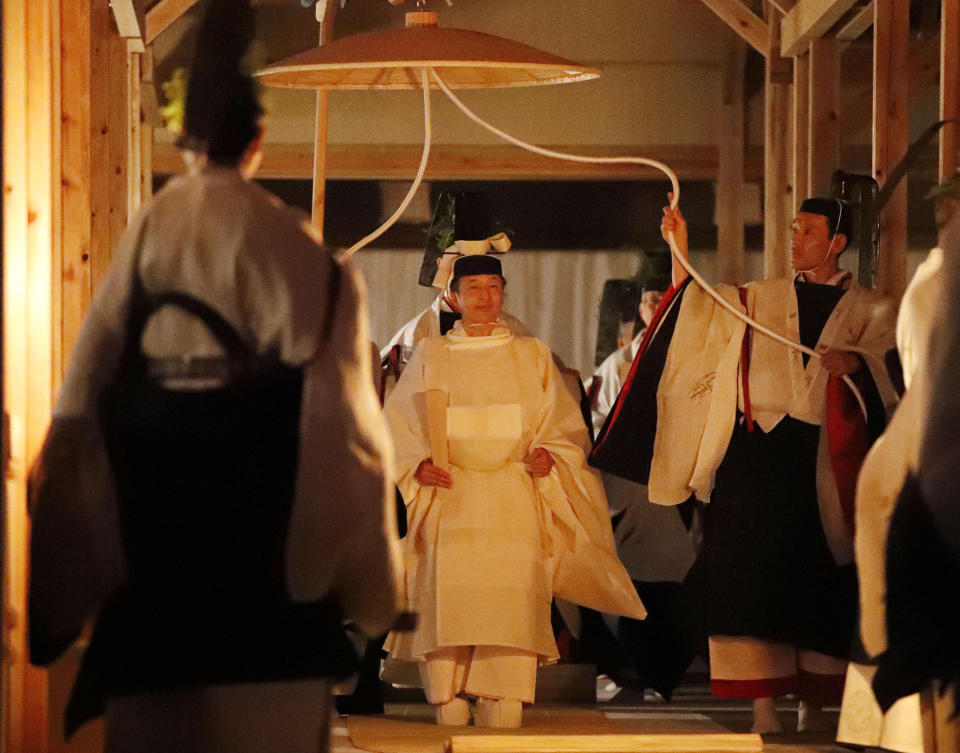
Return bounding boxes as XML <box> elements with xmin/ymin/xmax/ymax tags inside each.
<box><xmin>29</xmin><ymin>167</ymin><xmax>402</xmax><ymax>748</ymax></box>
<box><xmin>837</xmin><ymin>246</ymin><xmax>944</xmax><ymax>753</ymax></box>
<box><xmin>383</xmin><ymin>326</ymin><xmax>645</xmax><ymax>669</ymax></box>
<box><xmin>648</xmin><ymin>276</ymin><xmax>896</xmax><ymax>565</ymax></box>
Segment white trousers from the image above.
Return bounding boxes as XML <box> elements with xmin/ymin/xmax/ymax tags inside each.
<box><xmin>419</xmin><ymin>646</ymin><xmax>538</xmax><ymax>704</ymax></box>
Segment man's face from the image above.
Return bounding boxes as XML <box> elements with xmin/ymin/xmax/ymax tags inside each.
<box><xmin>791</xmin><ymin>212</ymin><xmax>843</xmax><ymax>272</ymax></box>
<box><xmin>454</xmin><ymin>274</ymin><xmax>504</xmax><ymax>324</ymax></box>
<box><xmin>638</xmin><ymin>289</ymin><xmax>665</xmax><ymax>327</ymax></box>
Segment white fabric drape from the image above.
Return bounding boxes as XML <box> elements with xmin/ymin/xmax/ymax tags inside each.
<box><xmin>352</xmin><ymin>249</ymin><xmax>723</xmax><ymax>377</ymax></box>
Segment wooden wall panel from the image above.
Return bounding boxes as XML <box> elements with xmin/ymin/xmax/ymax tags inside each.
<box><xmin>717</xmin><ymin>42</ymin><xmax>747</xmax><ymax>284</ymax></box>
<box><xmin>807</xmin><ymin>36</ymin><xmax>841</xmax><ymax>196</ymax></box>
<box><xmin>941</xmin><ymin>0</ymin><xmax>959</xmax><ymax>181</ymax></box>
<box><xmin>793</xmin><ymin>50</ymin><xmax>810</xmax><ymax>212</ymax></box>
<box><xmin>873</xmin><ymin>0</ymin><xmax>908</xmax><ymax>297</ymax></box>
<box><xmin>764</xmin><ymin>4</ymin><xmax>795</xmax><ymax>278</ymax></box>
<box><xmin>60</xmin><ymin>0</ymin><xmax>94</xmax><ymax>371</ymax></box>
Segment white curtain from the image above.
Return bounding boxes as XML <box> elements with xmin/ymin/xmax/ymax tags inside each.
<box><xmin>352</xmin><ymin>248</ymin><xmax>725</xmax><ymax>377</ymax></box>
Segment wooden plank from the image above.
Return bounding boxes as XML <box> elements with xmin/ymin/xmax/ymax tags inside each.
<box><xmin>699</xmin><ymin>0</ymin><xmax>769</xmax><ymax>56</ymax></box>
<box><xmin>768</xmin><ymin>0</ymin><xmax>798</xmax><ymax>11</ymax></box>
<box><xmin>108</xmin><ymin>25</ymin><xmax>129</xmax><ymax>265</ymax></box>
<box><xmin>128</xmin><ymin>51</ymin><xmax>143</xmax><ymax>216</ymax></box>
<box><xmin>793</xmin><ymin>50</ymin><xmax>810</xmax><ymax>210</ymax></box>
<box><xmin>2</xmin><ymin>2</ymin><xmax>32</xmax><ymax>750</ymax></box>
<box><xmin>311</xmin><ymin>0</ymin><xmax>339</xmax><ymax>240</ymax></box>
<box><xmin>153</xmin><ymin>141</ymin><xmax>766</xmax><ymax>182</ymax></box>
<box><xmin>837</xmin><ymin>1</ymin><xmax>874</xmax><ymax>41</ymax></box>
<box><xmin>873</xmin><ymin>0</ymin><xmax>909</xmax><ymax>297</ymax></box>
<box><xmin>90</xmin><ymin>0</ymin><xmax>114</xmax><ymax>293</ymax></box>
<box><xmin>764</xmin><ymin>4</ymin><xmax>795</xmax><ymax>278</ymax></box>
<box><xmin>141</xmin><ymin>46</ymin><xmax>154</xmax><ymax>204</ymax></box>
<box><xmin>808</xmin><ymin>35</ymin><xmax>841</xmax><ymax>195</ymax></box>
<box><xmin>144</xmin><ymin>0</ymin><xmax>201</xmax><ymax>44</ymax></box>
<box><xmin>843</xmin><ymin>30</ymin><xmax>941</xmax><ymax>133</ymax></box>
<box><xmin>940</xmin><ymin>0</ymin><xmax>959</xmax><ymax>181</ymax></box>
<box><xmin>717</xmin><ymin>42</ymin><xmax>747</xmax><ymax>283</ymax></box>
<box><xmin>110</xmin><ymin>0</ymin><xmax>142</xmax><ymax>40</ymax></box>
<box><xmin>60</xmin><ymin>0</ymin><xmax>93</xmax><ymax>372</ymax></box>
<box><xmin>447</xmin><ymin>734</ymin><xmax>764</xmax><ymax>753</ymax></box>
<box><xmin>781</xmin><ymin>0</ymin><xmax>859</xmax><ymax>57</ymax></box>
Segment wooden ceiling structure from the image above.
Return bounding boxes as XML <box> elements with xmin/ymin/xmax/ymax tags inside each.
<box><xmin>698</xmin><ymin>0</ymin><xmax>958</xmax><ymax>289</ymax></box>
<box><xmin>1</xmin><ymin>1</ymin><xmax>958</xmax><ymax>751</ymax></box>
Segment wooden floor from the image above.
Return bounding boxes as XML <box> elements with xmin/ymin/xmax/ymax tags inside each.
<box><xmin>332</xmin><ymin>684</ymin><xmax>850</xmax><ymax>753</ymax></box>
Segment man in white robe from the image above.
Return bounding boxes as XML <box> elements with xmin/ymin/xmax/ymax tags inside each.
<box><xmin>593</xmin><ymin>196</ymin><xmax>897</xmax><ymax>733</ymax></box>
<box><xmin>28</xmin><ymin>7</ymin><xmax>401</xmax><ymax>747</ymax></box>
<box><xmin>839</xmin><ymin>175</ymin><xmax>960</xmax><ymax>753</ymax></box>
<box><xmin>383</xmin><ymin>254</ymin><xmax>645</xmax><ymax>728</ymax></box>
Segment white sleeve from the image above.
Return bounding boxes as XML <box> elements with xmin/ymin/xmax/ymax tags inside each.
<box><xmin>285</xmin><ymin>262</ymin><xmax>402</xmax><ymax>636</ymax></box>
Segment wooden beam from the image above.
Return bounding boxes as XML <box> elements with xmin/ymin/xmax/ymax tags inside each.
<box><xmin>699</xmin><ymin>0</ymin><xmax>770</xmax><ymax>56</ymax></box>
<box><xmin>808</xmin><ymin>36</ymin><xmax>841</xmax><ymax>195</ymax></box>
<box><xmin>153</xmin><ymin>141</ymin><xmax>766</xmax><ymax>182</ymax></box>
<box><xmin>144</xmin><ymin>0</ymin><xmax>201</xmax><ymax>45</ymax></box>
<box><xmin>447</xmin><ymin>734</ymin><xmax>764</xmax><ymax>753</ymax></box>
<box><xmin>781</xmin><ymin>0</ymin><xmax>859</xmax><ymax>57</ymax></box>
<box><xmin>768</xmin><ymin>0</ymin><xmax>798</xmax><ymax>11</ymax></box>
<box><xmin>61</xmin><ymin>0</ymin><xmax>94</xmax><ymax>371</ymax></box>
<box><xmin>843</xmin><ymin>31</ymin><xmax>940</xmax><ymax>135</ymax></box>
<box><xmin>873</xmin><ymin>0</ymin><xmax>909</xmax><ymax>297</ymax></box>
<box><xmin>837</xmin><ymin>1</ymin><xmax>874</xmax><ymax>41</ymax></box>
<box><xmin>717</xmin><ymin>42</ymin><xmax>748</xmax><ymax>283</ymax></box>
<box><xmin>940</xmin><ymin>0</ymin><xmax>959</xmax><ymax>181</ymax></box>
<box><xmin>764</xmin><ymin>4</ymin><xmax>795</xmax><ymax>278</ymax></box>
<box><xmin>793</xmin><ymin>50</ymin><xmax>810</xmax><ymax>211</ymax></box>
<box><xmin>312</xmin><ymin>0</ymin><xmax>338</xmax><ymax>240</ymax></box>
<box><xmin>110</xmin><ymin>0</ymin><xmax>144</xmax><ymax>50</ymax></box>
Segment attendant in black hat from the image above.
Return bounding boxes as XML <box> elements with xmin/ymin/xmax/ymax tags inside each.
<box><xmin>592</xmin><ymin>195</ymin><xmax>899</xmax><ymax>733</ymax></box>
<box><xmin>27</xmin><ymin>1</ymin><xmax>400</xmax><ymax>750</ymax></box>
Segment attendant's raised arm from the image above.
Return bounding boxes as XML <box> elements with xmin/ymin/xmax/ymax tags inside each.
<box><xmin>661</xmin><ymin>193</ymin><xmax>689</xmax><ymax>288</ymax></box>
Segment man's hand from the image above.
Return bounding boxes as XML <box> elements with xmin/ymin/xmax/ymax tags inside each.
<box><xmin>820</xmin><ymin>348</ymin><xmax>861</xmax><ymax>376</ymax></box>
<box><xmin>415</xmin><ymin>460</ymin><xmax>453</xmax><ymax>488</ymax></box>
<box><xmin>524</xmin><ymin>447</ymin><xmax>555</xmax><ymax>478</ymax></box>
<box><xmin>661</xmin><ymin>193</ymin><xmax>689</xmax><ymax>286</ymax></box>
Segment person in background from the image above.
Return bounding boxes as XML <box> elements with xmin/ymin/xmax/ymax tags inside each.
<box><xmin>592</xmin><ymin>194</ymin><xmax>897</xmax><ymax>733</ymax></box>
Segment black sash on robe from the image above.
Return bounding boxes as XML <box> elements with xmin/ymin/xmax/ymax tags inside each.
<box><xmin>65</xmin><ymin>282</ymin><xmax>355</xmax><ymax>736</ymax></box>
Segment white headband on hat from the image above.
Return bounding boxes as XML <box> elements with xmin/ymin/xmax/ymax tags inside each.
<box><xmin>433</xmin><ymin>233</ymin><xmax>512</xmax><ymax>289</ymax></box>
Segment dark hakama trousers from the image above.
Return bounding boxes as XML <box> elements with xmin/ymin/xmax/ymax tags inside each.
<box><xmin>685</xmin><ymin>416</ymin><xmax>856</xmax><ymax>702</ymax></box>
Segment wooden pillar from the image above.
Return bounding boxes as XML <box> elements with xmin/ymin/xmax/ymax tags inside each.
<box><xmin>3</xmin><ymin>0</ymin><xmax>58</xmax><ymax>748</ymax></box>
<box><xmin>808</xmin><ymin>36</ymin><xmax>841</xmax><ymax>196</ymax></box>
<box><xmin>717</xmin><ymin>42</ymin><xmax>747</xmax><ymax>284</ymax></box>
<box><xmin>764</xmin><ymin>3</ymin><xmax>794</xmax><ymax>278</ymax></box>
<box><xmin>873</xmin><ymin>0</ymin><xmax>909</xmax><ymax>297</ymax></box>
<box><xmin>61</xmin><ymin>0</ymin><xmax>94</xmax><ymax>371</ymax></box>
<box><xmin>793</xmin><ymin>50</ymin><xmax>810</xmax><ymax>213</ymax></box>
<box><xmin>311</xmin><ymin>0</ymin><xmax>339</xmax><ymax>240</ymax></box>
<box><xmin>941</xmin><ymin>0</ymin><xmax>959</xmax><ymax>181</ymax></box>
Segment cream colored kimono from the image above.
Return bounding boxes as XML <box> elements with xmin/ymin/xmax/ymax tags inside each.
<box><xmin>837</xmin><ymin>248</ymin><xmax>941</xmax><ymax>753</ymax></box>
<box><xmin>31</xmin><ymin>166</ymin><xmax>402</xmax><ymax>641</ymax></box>
<box><xmin>383</xmin><ymin>324</ymin><xmax>645</xmax><ymax>666</ymax></box>
<box><xmin>648</xmin><ymin>276</ymin><xmax>896</xmax><ymax>565</ymax></box>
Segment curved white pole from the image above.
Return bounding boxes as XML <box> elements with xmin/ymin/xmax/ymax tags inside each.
<box><xmin>431</xmin><ymin>67</ymin><xmax>868</xmax><ymax>420</ymax></box>
<box><xmin>339</xmin><ymin>67</ymin><xmax>433</xmax><ymax>261</ymax></box>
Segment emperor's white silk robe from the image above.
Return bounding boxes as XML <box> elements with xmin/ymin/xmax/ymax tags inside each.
<box><xmin>383</xmin><ymin>326</ymin><xmax>645</xmax><ymax>663</ymax></box>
